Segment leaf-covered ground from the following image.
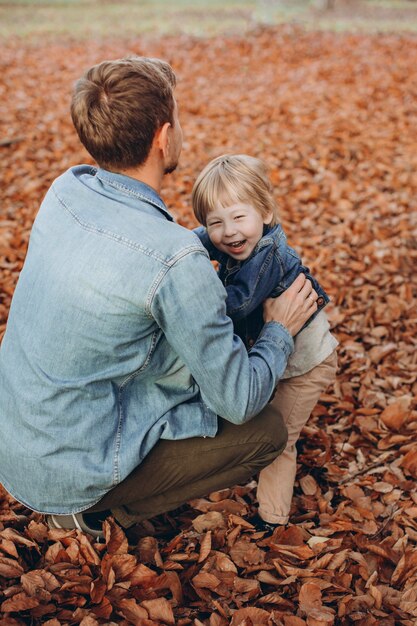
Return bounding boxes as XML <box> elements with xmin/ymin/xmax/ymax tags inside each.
<box><xmin>1</xmin><ymin>26</ymin><xmax>417</xmax><ymax>626</ymax></box>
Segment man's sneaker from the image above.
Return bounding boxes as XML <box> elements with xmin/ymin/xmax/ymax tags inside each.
<box><xmin>46</xmin><ymin>512</ymin><xmax>105</xmax><ymax>539</ymax></box>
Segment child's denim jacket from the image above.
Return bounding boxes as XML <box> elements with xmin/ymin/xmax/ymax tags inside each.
<box><xmin>194</xmin><ymin>224</ymin><xmax>329</xmax><ymax>348</ymax></box>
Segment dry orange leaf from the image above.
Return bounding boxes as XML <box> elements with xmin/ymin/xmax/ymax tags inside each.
<box><xmin>198</xmin><ymin>530</ymin><xmax>212</xmax><ymax>563</ymax></box>
<box><xmin>283</xmin><ymin>618</ymin><xmax>307</xmax><ymax>626</ymax></box>
<box><xmin>192</xmin><ymin>511</ymin><xmax>226</xmax><ymax>532</ymax></box>
<box><xmin>0</xmin><ymin>555</ymin><xmax>24</xmax><ymax>578</ymax></box>
<box><xmin>117</xmin><ymin>597</ymin><xmax>149</xmax><ymax>622</ymax></box>
<box><xmin>1</xmin><ymin>591</ymin><xmax>40</xmax><ymax>613</ymax></box>
<box><xmin>230</xmin><ymin>607</ymin><xmax>271</xmax><ymax>625</ymax></box>
<box><xmin>380</xmin><ymin>397</ymin><xmax>411</xmax><ymax>430</ymax></box>
<box><xmin>140</xmin><ymin>597</ymin><xmax>175</xmax><ymax>625</ymax></box>
<box><xmin>400</xmin><ymin>449</ymin><xmax>417</xmax><ymax>478</ymax></box>
<box><xmin>299</xmin><ymin>582</ymin><xmax>323</xmax><ymax>615</ymax></box>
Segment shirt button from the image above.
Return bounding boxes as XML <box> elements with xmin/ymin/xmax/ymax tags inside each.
<box><xmin>317</xmin><ymin>296</ymin><xmax>324</xmax><ymax>306</ymax></box>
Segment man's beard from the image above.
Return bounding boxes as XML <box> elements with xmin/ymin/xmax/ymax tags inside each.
<box><xmin>164</xmin><ymin>160</ymin><xmax>178</xmax><ymax>175</ymax></box>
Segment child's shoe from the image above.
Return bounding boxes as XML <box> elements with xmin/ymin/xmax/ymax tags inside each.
<box><xmin>250</xmin><ymin>513</ymin><xmax>280</xmax><ymax>536</ymax></box>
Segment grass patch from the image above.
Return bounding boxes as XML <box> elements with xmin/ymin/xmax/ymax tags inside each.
<box><xmin>1</xmin><ymin>0</ymin><xmax>417</xmax><ymax>39</ymax></box>
<box><xmin>1</xmin><ymin>0</ymin><xmax>255</xmax><ymax>39</ymax></box>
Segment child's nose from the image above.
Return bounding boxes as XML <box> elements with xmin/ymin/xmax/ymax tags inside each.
<box><xmin>223</xmin><ymin>221</ymin><xmax>237</xmax><ymax>237</ymax></box>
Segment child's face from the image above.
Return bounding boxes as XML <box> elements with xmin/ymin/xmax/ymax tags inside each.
<box><xmin>206</xmin><ymin>202</ymin><xmax>272</xmax><ymax>260</ymax></box>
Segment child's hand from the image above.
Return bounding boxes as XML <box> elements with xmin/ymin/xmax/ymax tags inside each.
<box><xmin>263</xmin><ymin>274</ymin><xmax>318</xmax><ymax>336</ymax></box>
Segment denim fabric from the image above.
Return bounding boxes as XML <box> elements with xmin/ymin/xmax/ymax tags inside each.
<box><xmin>0</xmin><ymin>166</ymin><xmax>294</xmax><ymax>514</ymax></box>
<box><xmin>194</xmin><ymin>225</ymin><xmax>329</xmax><ymax>347</ymax></box>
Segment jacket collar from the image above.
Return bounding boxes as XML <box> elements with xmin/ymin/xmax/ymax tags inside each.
<box><xmin>95</xmin><ymin>167</ymin><xmax>174</xmax><ymax>222</ymax></box>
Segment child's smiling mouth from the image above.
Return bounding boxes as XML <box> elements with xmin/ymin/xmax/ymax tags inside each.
<box><xmin>227</xmin><ymin>240</ymin><xmax>246</xmax><ymax>251</ymax></box>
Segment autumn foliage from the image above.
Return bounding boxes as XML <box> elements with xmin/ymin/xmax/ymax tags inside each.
<box><xmin>0</xmin><ymin>26</ymin><xmax>417</xmax><ymax>625</ymax></box>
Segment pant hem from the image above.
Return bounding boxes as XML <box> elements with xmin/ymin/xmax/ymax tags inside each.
<box><xmin>111</xmin><ymin>506</ymin><xmax>138</xmax><ymax>529</ymax></box>
<box><xmin>257</xmin><ymin>509</ymin><xmax>289</xmax><ymax>525</ymax></box>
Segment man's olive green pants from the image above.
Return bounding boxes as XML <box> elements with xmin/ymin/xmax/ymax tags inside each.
<box><xmin>88</xmin><ymin>403</ymin><xmax>288</xmax><ymax>528</ymax></box>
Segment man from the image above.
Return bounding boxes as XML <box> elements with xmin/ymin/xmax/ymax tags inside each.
<box><xmin>0</xmin><ymin>57</ymin><xmax>318</xmax><ymax>537</ymax></box>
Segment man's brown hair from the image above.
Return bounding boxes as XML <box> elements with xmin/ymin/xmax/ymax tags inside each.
<box><xmin>71</xmin><ymin>56</ymin><xmax>176</xmax><ymax>170</ymax></box>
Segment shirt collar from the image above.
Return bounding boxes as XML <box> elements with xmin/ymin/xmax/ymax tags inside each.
<box><xmin>95</xmin><ymin>167</ymin><xmax>174</xmax><ymax>222</ymax></box>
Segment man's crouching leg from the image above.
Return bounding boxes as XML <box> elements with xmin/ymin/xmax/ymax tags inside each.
<box><xmin>87</xmin><ymin>402</ymin><xmax>288</xmax><ymax>528</ymax></box>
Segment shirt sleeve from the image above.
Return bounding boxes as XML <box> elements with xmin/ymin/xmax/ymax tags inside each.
<box><xmin>225</xmin><ymin>245</ymin><xmax>285</xmax><ymax>322</ymax></box>
<box><xmin>150</xmin><ymin>248</ymin><xmax>293</xmax><ymax>424</ymax></box>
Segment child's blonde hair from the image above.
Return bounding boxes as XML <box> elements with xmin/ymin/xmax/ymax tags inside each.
<box><xmin>192</xmin><ymin>154</ymin><xmax>279</xmax><ymax>227</ymax></box>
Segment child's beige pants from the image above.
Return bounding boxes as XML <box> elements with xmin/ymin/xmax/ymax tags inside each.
<box><xmin>257</xmin><ymin>350</ymin><xmax>338</xmax><ymax>525</ymax></box>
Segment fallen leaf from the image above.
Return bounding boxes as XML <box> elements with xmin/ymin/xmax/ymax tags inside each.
<box><xmin>192</xmin><ymin>511</ymin><xmax>226</xmax><ymax>533</ymax></box>
<box><xmin>140</xmin><ymin>597</ymin><xmax>175</xmax><ymax>625</ymax></box>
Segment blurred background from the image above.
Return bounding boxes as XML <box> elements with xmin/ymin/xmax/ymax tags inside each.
<box><xmin>1</xmin><ymin>0</ymin><xmax>417</xmax><ymax>39</ymax></box>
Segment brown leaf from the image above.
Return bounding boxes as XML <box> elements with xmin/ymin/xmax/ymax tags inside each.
<box><xmin>368</xmin><ymin>343</ymin><xmax>397</xmax><ymax>364</ymax></box>
<box><xmin>192</xmin><ymin>511</ymin><xmax>226</xmax><ymax>532</ymax></box>
<box><xmin>90</xmin><ymin>577</ymin><xmax>107</xmax><ymax>604</ymax></box>
<box><xmin>258</xmin><ymin>591</ymin><xmax>293</xmax><ymax>606</ymax></box>
<box><xmin>129</xmin><ymin>563</ymin><xmax>158</xmax><ymax>587</ymax></box>
<box><xmin>198</xmin><ymin>530</ymin><xmax>212</xmax><ymax>563</ymax></box>
<box><xmin>109</xmin><ymin>553</ymin><xmax>137</xmax><ymax>580</ymax></box>
<box><xmin>229</xmin><ymin>539</ymin><xmax>265</xmax><ymax>567</ymax></box>
<box><xmin>192</xmin><ymin>571</ymin><xmax>221</xmax><ymax>591</ymax></box>
<box><xmin>276</xmin><ymin>525</ymin><xmax>306</xmax><ymax>546</ymax></box>
<box><xmin>299</xmin><ymin>475</ymin><xmax>319</xmax><ymax>496</ymax></box>
<box><xmin>283</xmin><ymin>618</ymin><xmax>307</xmax><ymax>626</ymax></box>
<box><xmin>230</xmin><ymin>607</ymin><xmax>271</xmax><ymax>625</ymax></box>
<box><xmin>137</xmin><ymin>536</ymin><xmax>163</xmax><ymax>567</ymax></box>
<box><xmin>391</xmin><ymin>549</ymin><xmax>417</xmax><ymax>585</ymax></box>
<box><xmin>214</xmin><ymin>552</ymin><xmax>238</xmax><ymax>573</ymax></box>
<box><xmin>233</xmin><ymin>576</ymin><xmax>260</xmax><ymax>598</ymax></box>
<box><xmin>78</xmin><ymin>532</ymin><xmax>101</xmax><ymax>565</ymax></box>
<box><xmin>0</xmin><ymin>528</ymin><xmax>38</xmax><ymax>549</ymax></box>
<box><xmin>117</xmin><ymin>597</ymin><xmax>149</xmax><ymax>623</ymax></box>
<box><xmin>1</xmin><ymin>591</ymin><xmax>40</xmax><ymax>612</ymax></box>
<box><xmin>400</xmin><ymin>449</ymin><xmax>417</xmax><ymax>478</ymax></box>
<box><xmin>20</xmin><ymin>570</ymin><xmax>59</xmax><ymax>601</ymax></box>
<box><xmin>209</xmin><ymin>613</ymin><xmax>229</xmax><ymax>626</ymax></box>
<box><xmin>79</xmin><ymin>617</ymin><xmax>100</xmax><ymax>626</ymax></box>
<box><xmin>299</xmin><ymin>582</ymin><xmax>323</xmax><ymax>614</ymax></box>
<box><xmin>145</xmin><ymin>571</ymin><xmax>183</xmax><ymax>605</ymax></box>
<box><xmin>0</xmin><ymin>539</ymin><xmax>19</xmax><ymax>559</ymax></box>
<box><xmin>26</xmin><ymin>521</ymin><xmax>49</xmax><ymax>543</ymax></box>
<box><xmin>103</xmin><ymin>518</ymin><xmax>129</xmax><ymax>555</ymax></box>
<box><xmin>140</xmin><ymin>597</ymin><xmax>175</xmax><ymax>625</ymax></box>
<box><xmin>380</xmin><ymin>398</ymin><xmax>411</xmax><ymax>430</ymax></box>
<box><xmin>0</xmin><ymin>618</ymin><xmax>28</xmax><ymax>626</ymax></box>
<box><xmin>257</xmin><ymin>570</ymin><xmax>282</xmax><ymax>586</ymax></box>
<box><xmin>306</xmin><ymin>607</ymin><xmax>335</xmax><ymax>626</ymax></box>
<box><xmin>91</xmin><ymin>596</ymin><xmax>113</xmax><ymax>619</ymax></box>
<box><xmin>0</xmin><ymin>556</ymin><xmax>24</xmax><ymax>578</ymax></box>
<box><xmin>228</xmin><ymin>514</ymin><xmax>255</xmax><ymax>529</ymax></box>
<box><xmin>273</xmin><ymin>544</ymin><xmax>315</xmax><ymax>561</ymax></box>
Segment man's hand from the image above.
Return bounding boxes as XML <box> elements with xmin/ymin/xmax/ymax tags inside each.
<box><xmin>263</xmin><ymin>274</ymin><xmax>318</xmax><ymax>337</ymax></box>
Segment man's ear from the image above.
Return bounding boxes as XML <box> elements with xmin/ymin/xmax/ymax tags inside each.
<box><xmin>155</xmin><ymin>122</ymin><xmax>171</xmax><ymax>157</ymax></box>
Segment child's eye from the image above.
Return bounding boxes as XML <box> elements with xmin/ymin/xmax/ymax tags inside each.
<box><xmin>208</xmin><ymin>221</ymin><xmax>221</xmax><ymax>227</ymax></box>
<box><xmin>234</xmin><ymin>215</ymin><xmax>245</xmax><ymax>220</ymax></box>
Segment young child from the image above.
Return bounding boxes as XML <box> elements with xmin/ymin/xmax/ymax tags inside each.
<box><xmin>192</xmin><ymin>154</ymin><xmax>338</xmax><ymax>527</ymax></box>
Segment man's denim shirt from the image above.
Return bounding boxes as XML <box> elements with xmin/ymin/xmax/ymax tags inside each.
<box><xmin>194</xmin><ymin>224</ymin><xmax>329</xmax><ymax>348</ymax></box>
<box><xmin>0</xmin><ymin>166</ymin><xmax>294</xmax><ymax>515</ymax></box>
